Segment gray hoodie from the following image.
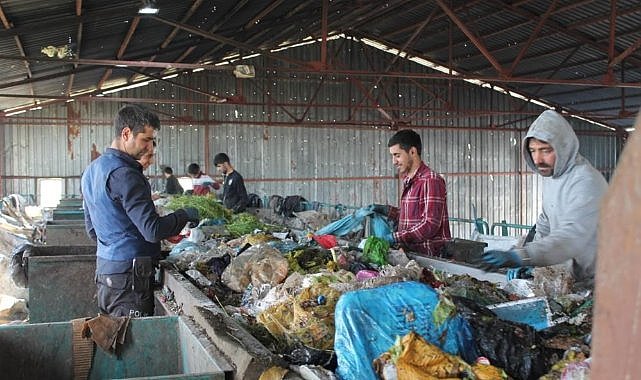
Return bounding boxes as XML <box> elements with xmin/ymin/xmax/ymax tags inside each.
<box><xmin>520</xmin><ymin>110</ymin><xmax>608</xmax><ymax>285</ymax></box>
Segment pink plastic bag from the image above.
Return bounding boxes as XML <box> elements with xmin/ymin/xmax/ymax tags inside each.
<box><xmin>356</xmin><ymin>269</ymin><xmax>379</xmax><ymax>281</ymax></box>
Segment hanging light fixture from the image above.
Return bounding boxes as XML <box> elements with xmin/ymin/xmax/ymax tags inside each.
<box><xmin>138</xmin><ymin>0</ymin><xmax>159</xmax><ymax>15</ymax></box>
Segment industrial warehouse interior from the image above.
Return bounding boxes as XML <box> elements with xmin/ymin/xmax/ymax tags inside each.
<box><xmin>0</xmin><ymin>0</ymin><xmax>639</xmax><ymax>379</ymax></box>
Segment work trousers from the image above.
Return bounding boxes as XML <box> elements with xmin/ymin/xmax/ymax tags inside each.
<box><xmin>96</xmin><ymin>258</ymin><xmax>155</xmax><ymax>317</ymax></box>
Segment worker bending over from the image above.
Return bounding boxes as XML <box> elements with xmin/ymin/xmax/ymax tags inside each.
<box><xmin>482</xmin><ymin>110</ymin><xmax>608</xmax><ymax>289</ymax></box>
<box><xmin>187</xmin><ymin>163</ymin><xmax>219</xmax><ymax>196</ymax></box>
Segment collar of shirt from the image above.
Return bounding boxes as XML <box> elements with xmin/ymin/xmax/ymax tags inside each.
<box><xmin>105</xmin><ymin>148</ymin><xmax>143</xmax><ymax>171</ymax></box>
<box><xmin>403</xmin><ymin>162</ymin><xmax>428</xmax><ymax>188</ymax></box>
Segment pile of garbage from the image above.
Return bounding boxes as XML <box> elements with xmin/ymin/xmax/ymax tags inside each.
<box><xmin>157</xmin><ymin>198</ymin><xmax>594</xmax><ymax>380</ymax></box>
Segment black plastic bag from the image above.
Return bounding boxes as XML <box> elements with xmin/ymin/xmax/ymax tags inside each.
<box><xmin>280</xmin><ymin>195</ymin><xmax>307</xmax><ymax>217</ymax></box>
<box><xmin>451</xmin><ymin>296</ymin><xmax>562</xmax><ymax>380</ymax></box>
<box><xmin>207</xmin><ymin>254</ymin><xmax>231</xmax><ymax>278</ymax></box>
<box><xmin>282</xmin><ymin>342</ymin><xmax>337</xmax><ymax>370</ymax></box>
<box><xmin>247</xmin><ymin>193</ymin><xmax>262</xmax><ymax>208</ymax></box>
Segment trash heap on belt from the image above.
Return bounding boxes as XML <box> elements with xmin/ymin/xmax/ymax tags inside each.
<box><xmin>157</xmin><ymin>197</ymin><xmax>594</xmax><ymax>380</ymax></box>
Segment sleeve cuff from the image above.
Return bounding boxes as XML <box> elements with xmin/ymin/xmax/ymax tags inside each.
<box><xmin>515</xmin><ymin>247</ymin><xmax>531</xmax><ymax>264</ymax></box>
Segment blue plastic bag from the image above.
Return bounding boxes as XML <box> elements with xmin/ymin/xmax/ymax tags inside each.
<box><xmin>369</xmin><ymin>212</ymin><xmax>392</xmax><ymax>238</ymax></box>
<box><xmin>315</xmin><ymin>206</ymin><xmax>393</xmax><ymax>238</ymax></box>
<box><xmin>334</xmin><ymin>281</ymin><xmax>477</xmax><ymax>380</ymax></box>
<box><xmin>315</xmin><ymin>207</ymin><xmax>372</xmax><ymax>236</ymax></box>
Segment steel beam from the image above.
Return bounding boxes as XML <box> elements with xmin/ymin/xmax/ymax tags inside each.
<box><xmin>435</xmin><ymin>0</ymin><xmax>504</xmax><ymax>75</ymax></box>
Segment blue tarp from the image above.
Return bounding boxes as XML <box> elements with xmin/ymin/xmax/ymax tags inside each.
<box><xmin>334</xmin><ymin>281</ymin><xmax>477</xmax><ymax>380</ymax></box>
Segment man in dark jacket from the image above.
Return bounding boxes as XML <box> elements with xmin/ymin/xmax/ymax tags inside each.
<box><xmin>81</xmin><ymin>104</ymin><xmax>199</xmax><ymax>317</ymax></box>
<box><xmin>163</xmin><ymin>166</ymin><xmax>184</xmax><ymax>195</ymax></box>
<box><xmin>214</xmin><ymin>153</ymin><xmax>249</xmax><ymax>213</ymax></box>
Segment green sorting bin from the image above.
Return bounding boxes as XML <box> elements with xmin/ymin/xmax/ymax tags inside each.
<box><xmin>27</xmin><ymin>245</ymin><xmax>97</xmax><ymax>323</ymax></box>
<box><xmin>0</xmin><ymin>316</ymin><xmax>230</xmax><ymax>379</ymax></box>
<box><xmin>38</xmin><ymin>220</ymin><xmax>96</xmax><ymax>246</ymax></box>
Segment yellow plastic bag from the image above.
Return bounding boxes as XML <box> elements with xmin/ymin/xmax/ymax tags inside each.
<box><xmin>257</xmin><ymin>283</ymin><xmax>341</xmax><ymax>350</ymax></box>
<box><xmin>374</xmin><ymin>331</ymin><xmax>469</xmax><ymax>380</ymax></box>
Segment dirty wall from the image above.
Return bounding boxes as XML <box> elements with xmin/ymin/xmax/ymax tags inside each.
<box><xmin>0</xmin><ymin>39</ymin><xmax>622</xmax><ymax>238</ymax></box>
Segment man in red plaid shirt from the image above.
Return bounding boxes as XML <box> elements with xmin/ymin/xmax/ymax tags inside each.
<box><xmin>372</xmin><ymin>129</ymin><xmax>451</xmax><ymax>256</ymax></box>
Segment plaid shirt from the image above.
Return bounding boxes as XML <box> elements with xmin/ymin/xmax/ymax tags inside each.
<box><xmin>389</xmin><ymin>162</ymin><xmax>451</xmax><ymax>255</ymax></box>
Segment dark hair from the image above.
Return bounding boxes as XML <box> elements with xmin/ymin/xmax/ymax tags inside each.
<box><xmin>213</xmin><ymin>153</ymin><xmax>230</xmax><ymax>166</ymax></box>
<box><xmin>387</xmin><ymin>129</ymin><xmax>422</xmax><ymax>156</ymax></box>
<box><xmin>114</xmin><ymin>104</ymin><xmax>160</xmax><ymax>137</ymax></box>
<box><xmin>163</xmin><ymin>166</ymin><xmax>173</xmax><ymax>175</ymax></box>
<box><xmin>187</xmin><ymin>163</ymin><xmax>201</xmax><ymax>175</ymax></box>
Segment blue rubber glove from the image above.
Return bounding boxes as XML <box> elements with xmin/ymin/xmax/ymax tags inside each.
<box><xmin>382</xmin><ymin>232</ymin><xmax>395</xmax><ymax>245</ymax></box>
<box><xmin>481</xmin><ymin>249</ymin><xmax>522</xmax><ymax>270</ymax></box>
<box><xmin>183</xmin><ymin>207</ymin><xmax>200</xmax><ymax>228</ymax></box>
<box><xmin>506</xmin><ymin>267</ymin><xmax>534</xmax><ymax>281</ymax></box>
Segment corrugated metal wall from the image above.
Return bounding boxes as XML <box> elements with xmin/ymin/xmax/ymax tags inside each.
<box><xmin>0</xmin><ymin>39</ymin><xmax>623</xmax><ymax>238</ymax></box>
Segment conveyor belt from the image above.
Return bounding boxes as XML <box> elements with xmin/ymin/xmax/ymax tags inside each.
<box><xmin>408</xmin><ymin>254</ymin><xmax>507</xmax><ymax>286</ymax></box>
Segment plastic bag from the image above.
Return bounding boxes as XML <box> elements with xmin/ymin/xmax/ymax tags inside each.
<box><xmin>165</xmin><ymin>245</ymin><xmax>220</xmax><ymax>272</ymax></box>
<box><xmin>168</xmin><ymin>239</ymin><xmax>206</xmax><ymax>257</ymax></box>
<box><xmin>315</xmin><ymin>207</ymin><xmax>372</xmax><ymax>236</ymax></box>
<box><xmin>532</xmin><ymin>265</ymin><xmax>575</xmax><ymax>298</ymax></box>
<box><xmin>257</xmin><ymin>283</ymin><xmax>341</xmax><ymax>350</ymax></box>
<box><xmin>221</xmin><ymin>245</ymin><xmax>288</xmax><ymax>292</ymax></box>
<box><xmin>285</xmin><ymin>248</ymin><xmax>333</xmax><ymax>275</ymax></box>
<box><xmin>312</xmin><ymin>234</ymin><xmax>338</xmax><ymax>249</ymax></box>
<box><xmin>561</xmin><ymin>359</ymin><xmax>590</xmax><ymax>380</ymax></box>
<box><xmin>284</xmin><ymin>344</ymin><xmax>337</xmax><ymax>370</ymax></box>
<box><xmin>373</xmin><ymin>332</ymin><xmax>473</xmax><ymax>380</ymax></box>
<box><xmin>315</xmin><ymin>206</ymin><xmax>394</xmax><ymax>240</ymax></box>
<box><xmin>378</xmin><ymin>260</ymin><xmax>423</xmax><ymax>282</ymax></box>
<box><xmin>355</xmin><ymin>269</ymin><xmax>379</xmax><ymax>281</ymax></box>
<box><xmin>334</xmin><ymin>281</ymin><xmax>476</xmax><ymax>380</ymax></box>
<box><xmin>362</xmin><ymin>236</ymin><xmax>389</xmax><ymax>266</ymax></box>
<box><xmin>186</xmin><ymin>227</ymin><xmax>206</xmax><ymax>243</ymax></box>
<box><xmin>452</xmin><ymin>296</ymin><xmax>561</xmax><ymax>379</ymax></box>
<box><xmin>369</xmin><ymin>212</ymin><xmax>393</xmax><ymax>238</ymax></box>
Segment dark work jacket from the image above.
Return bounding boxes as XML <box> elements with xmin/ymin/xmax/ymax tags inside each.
<box><xmin>81</xmin><ymin>148</ymin><xmax>189</xmax><ymax>274</ymax></box>
<box><xmin>165</xmin><ymin>175</ymin><xmax>184</xmax><ymax>194</ymax></box>
<box><xmin>222</xmin><ymin>170</ymin><xmax>249</xmax><ymax>213</ymax></box>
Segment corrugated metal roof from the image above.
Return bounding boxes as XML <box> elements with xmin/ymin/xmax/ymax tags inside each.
<box><xmin>0</xmin><ymin>0</ymin><xmax>638</xmax><ymax>131</ymax></box>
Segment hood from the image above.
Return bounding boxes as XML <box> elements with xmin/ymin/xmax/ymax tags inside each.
<box><xmin>522</xmin><ymin>110</ymin><xmax>579</xmax><ymax>178</ymax></box>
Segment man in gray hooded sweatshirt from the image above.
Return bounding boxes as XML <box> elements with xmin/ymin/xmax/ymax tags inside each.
<box><xmin>481</xmin><ymin>110</ymin><xmax>608</xmax><ymax>288</ymax></box>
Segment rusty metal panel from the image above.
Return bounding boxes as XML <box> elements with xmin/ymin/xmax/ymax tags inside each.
<box><xmin>0</xmin><ymin>39</ymin><xmax>623</xmax><ymax>235</ymax></box>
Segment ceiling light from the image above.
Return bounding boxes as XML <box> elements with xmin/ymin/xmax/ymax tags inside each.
<box><xmin>5</xmin><ymin>110</ymin><xmax>26</xmax><ymax>116</ymax></box>
<box><xmin>138</xmin><ymin>0</ymin><xmax>159</xmax><ymax>15</ymax></box>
